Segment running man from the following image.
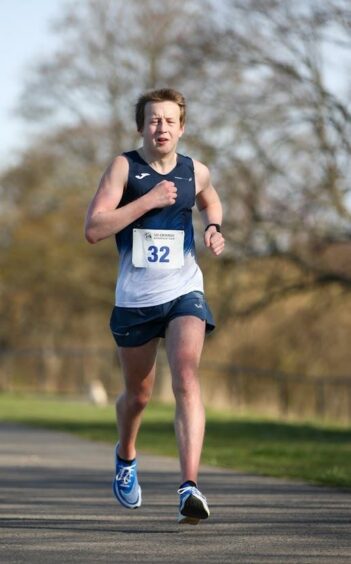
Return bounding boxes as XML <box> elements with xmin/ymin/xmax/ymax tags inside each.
<box><xmin>85</xmin><ymin>88</ymin><xmax>225</xmax><ymax>524</ymax></box>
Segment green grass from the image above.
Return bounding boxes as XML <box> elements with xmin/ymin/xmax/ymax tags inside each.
<box><xmin>1</xmin><ymin>392</ymin><xmax>350</xmax><ymax>488</ymax></box>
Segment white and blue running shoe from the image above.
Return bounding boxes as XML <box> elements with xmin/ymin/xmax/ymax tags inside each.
<box><xmin>177</xmin><ymin>484</ymin><xmax>210</xmax><ymax>524</ymax></box>
<box><xmin>112</xmin><ymin>444</ymin><xmax>142</xmax><ymax>509</ymax></box>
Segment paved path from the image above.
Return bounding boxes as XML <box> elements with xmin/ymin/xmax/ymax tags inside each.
<box><xmin>0</xmin><ymin>423</ymin><xmax>350</xmax><ymax>563</ymax></box>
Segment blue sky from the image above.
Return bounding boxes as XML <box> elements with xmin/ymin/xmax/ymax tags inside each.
<box><xmin>0</xmin><ymin>0</ymin><xmax>63</xmax><ymax>169</ymax></box>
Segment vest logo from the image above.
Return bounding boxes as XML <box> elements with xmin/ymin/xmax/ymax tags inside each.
<box><xmin>174</xmin><ymin>176</ymin><xmax>193</xmax><ymax>182</ymax></box>
<box><xmin>135</xmin><ymin>173</ymin><xmax>150</xmax><ymax>180</ymax></box>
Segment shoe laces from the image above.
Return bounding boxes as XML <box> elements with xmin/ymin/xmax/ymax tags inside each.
<box><xmin>116</xmin><ymin>465</ymin><xmax>135</xmax><ymax>486</ymax></box>
<box><xmin>177</xmin><ymin>485</ymin><xmax>207</xmax><ymax>502</ymax></box>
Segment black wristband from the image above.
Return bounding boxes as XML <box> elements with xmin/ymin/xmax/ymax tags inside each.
<box><xmin>205</xmin><ymin>223</ymin><xmax>221</xmax><ymax>233</ymax></box>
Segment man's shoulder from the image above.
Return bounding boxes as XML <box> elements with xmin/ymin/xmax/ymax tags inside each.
<box><xmin>102</xmin><ymin>154</ymin><xmax>130</xmax><ymax>186</ymax></box>
<box><xmin>192</xmin><ymin>159</ymin><xmax>210</xmax><ymax>177</ymax></box>
<box><xmin>178</xmin><ymin>154</ymin><xmax>208</xmax><ymax>173</ymax></box>
<box><xmin>176</xmin><ymin>153</ymin><xmax>195</xmax><ymax>174</ymax></box>
<box><xmin>192</xmin><ymin>160</ymin><xmax>211</xmax><ymax>195</ymax></box>
<box><xmin>122</xmin><ymin>150</ymin><xmax>146</xmax><ymax>165</ymax></box>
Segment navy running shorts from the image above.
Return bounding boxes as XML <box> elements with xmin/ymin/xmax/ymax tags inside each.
<box><xmin>110</xmin><ymin>290</ymin><xmax>215</xmax><ymax>348</ymax></box>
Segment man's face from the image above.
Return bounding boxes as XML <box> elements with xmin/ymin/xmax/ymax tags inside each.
<box><xmin>141</xmin><ymin>101</ymin><xmax>184</xmax><ymax>154</ymax></box>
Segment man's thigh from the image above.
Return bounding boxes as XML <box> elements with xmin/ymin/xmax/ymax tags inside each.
<box><xmin>118</xmin><ymin>338</ymin><xmax>160</xmax><ymax>391</ymax></box>
<box><xmin>165</xmin><ymin>315</ymin><xmax>206</xmax><ymax>373</ymax></box>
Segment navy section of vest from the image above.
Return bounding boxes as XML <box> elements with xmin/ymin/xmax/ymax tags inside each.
<box><xmin>116</xmin><ymin>150</ymin><xmax>196</xmax><ymax>256</ymax></box>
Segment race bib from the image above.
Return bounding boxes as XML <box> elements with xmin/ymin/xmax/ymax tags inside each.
<box><xmin>132</xmin><ymin>228</ymin><xmax>184</xmax><ymax>269</ymax></box>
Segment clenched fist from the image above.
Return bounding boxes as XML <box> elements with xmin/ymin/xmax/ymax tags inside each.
<box><xmin>204</xmin><ymin>226</ymin><xmax>225</xmax><ymax>256</ymax></box>
<box><xmin>146</xmin><ymin>180</ymin><xmax>177</xmax><ymax>209</ymax></box>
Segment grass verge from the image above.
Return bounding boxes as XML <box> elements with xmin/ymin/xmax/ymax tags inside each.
<box><xmin>0</xmin><ymin>392</ymin><xmax>350</xmax><ymax>488</ymax></box>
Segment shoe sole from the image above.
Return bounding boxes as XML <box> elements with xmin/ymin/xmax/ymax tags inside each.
<box><xmin>178</xmin><ymin>514</ymin><xmax>201</xmax><ymax>525</ymax></box>
<box><xmin>178</xmin><ymin>494</ymin><xmax>210</xmax><ymax>525</ymax></box>
<box><xmin>112</xmin><ymin>481</ymin><xmax>142</xmax><ymax>509</ymax></box>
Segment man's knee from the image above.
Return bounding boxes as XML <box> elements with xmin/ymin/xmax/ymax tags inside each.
<box><xmin>117</xmin><ymin>389</ymin><xmax>151</xmax><ymax>412</ymax></box>
<box><xmin>172</xmin><ymin>367</ymin><xmax>200</xmax><ymax>397</ymax></box>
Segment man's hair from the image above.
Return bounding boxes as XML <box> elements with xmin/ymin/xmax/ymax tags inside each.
<box><xmin>135</xmin><ymin>88</ymin><xmax>186</xmax><ymax>132</ymax></box>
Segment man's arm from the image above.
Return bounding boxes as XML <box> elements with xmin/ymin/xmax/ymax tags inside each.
<box><xmin>194</xmin><ymin>160</ymin><xmax>225</xmax><ymax>256</ymax></box>
<box><xmin>85</xmin><ymin>155</ymin><xmax>177</xmax><ymax>244</ymax></box>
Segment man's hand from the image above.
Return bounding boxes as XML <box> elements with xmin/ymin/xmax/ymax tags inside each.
<box><xmin>145</xmin><ymin>180</ymin><xmax>177</xmax><ymax>208</ymax></box>
<box><xmin>204</xmin><ymin>226</ymin><xmax>225</xmax><ymax>256</ymax></box>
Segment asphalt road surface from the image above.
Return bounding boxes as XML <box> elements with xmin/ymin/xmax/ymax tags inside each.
<box><xmin>0</xmin><ymin>422</ymin><xmax>350</xmax><ymax>563</ymax></box>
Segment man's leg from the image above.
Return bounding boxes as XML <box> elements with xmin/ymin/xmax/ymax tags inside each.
<box><xmin>116</xmin><ymin>338</ymin><xmax>159</xmax><ymax>460</ymax></box>
<box><xmin>165</xmin><ymin>316</ymin><xmax>206</xmax><ymax>483</ymax></box>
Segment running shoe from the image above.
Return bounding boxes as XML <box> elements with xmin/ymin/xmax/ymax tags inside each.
<box><xmin>112</xmin><ymin>443</ymin><xmax>142</xmax><ymax>509</ymax></box>
<box><xmin>177</xmin><ymin>484</ymin><xmax>210</xmax><ymax>524</ymax></box>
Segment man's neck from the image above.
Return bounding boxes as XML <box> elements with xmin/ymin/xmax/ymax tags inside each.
<box><xmin>138</xmin><ymin>147</ymin><xmax>177</xmax><ymax>174</ymax></box>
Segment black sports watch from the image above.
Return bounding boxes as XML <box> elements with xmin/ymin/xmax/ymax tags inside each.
<box><xmin>205</xmin><ymin>223</ymin><xmax>221</xmax><ymax>233</ymax></box>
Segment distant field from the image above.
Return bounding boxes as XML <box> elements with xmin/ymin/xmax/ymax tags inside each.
<box><xmin>0</xmin><ymin>392</ymin><xmax>350</xmax><ymax>488</ymax></box>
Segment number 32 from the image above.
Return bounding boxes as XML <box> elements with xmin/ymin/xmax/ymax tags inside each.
<box><xmin>147</xmin><ymin>245</ymin><xmax>170</xmax><ymax>263</ymax></box>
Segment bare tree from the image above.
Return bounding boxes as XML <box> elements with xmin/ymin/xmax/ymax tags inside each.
<box><xmin>176</xmin><ymin>0</ymin><xmax>351</xmax><ymax>319</ymax></box>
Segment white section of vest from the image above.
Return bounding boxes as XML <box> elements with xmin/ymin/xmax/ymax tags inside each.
<box><xmin>115</xmin><ymin>251</ymin><xmax>204</xmax><ymax>307</ymax></box>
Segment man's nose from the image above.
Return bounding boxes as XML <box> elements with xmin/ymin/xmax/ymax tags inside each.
<box><xmin>157</xmin><ymin>118</ymin><xmax>167</xmax><ymax>131</ymax></box>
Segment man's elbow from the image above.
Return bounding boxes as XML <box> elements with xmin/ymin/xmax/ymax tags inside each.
<box><xmin>85</xmin><ymin>226</ymin><xmax>99</xmax><ymax>244</ymax></box>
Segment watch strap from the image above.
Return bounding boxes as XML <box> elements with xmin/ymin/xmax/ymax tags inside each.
<box><xmin>205</xmin><ymin>223</ymin><xmax>221</xmax><ymax>233</ymax></box>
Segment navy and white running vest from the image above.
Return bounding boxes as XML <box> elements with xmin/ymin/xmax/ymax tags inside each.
<box><xmin>114</xmin><ymin>150</ymin><xmax>204</xmax><ymax>307</ymax></box>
